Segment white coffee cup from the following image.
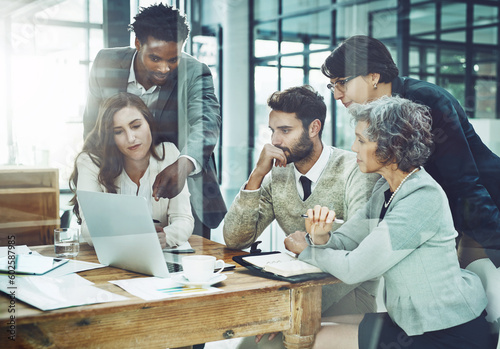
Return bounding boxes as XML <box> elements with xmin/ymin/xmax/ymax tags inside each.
<box><xmin>181</xmin><ymin>255</ymin><xmax>225</xmax><ymax>283</ymax></box>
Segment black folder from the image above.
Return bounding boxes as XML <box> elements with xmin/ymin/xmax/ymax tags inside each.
<box><xmin>232</xmin><ymin>251</ymin><xmax>330</xmax><ymax>283</ymax></box>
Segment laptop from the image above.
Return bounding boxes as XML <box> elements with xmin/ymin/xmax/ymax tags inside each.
<box><xmin>76</xmin><ymin>190</ymin><xmax>181</xmax><ymax>278</ymax></box>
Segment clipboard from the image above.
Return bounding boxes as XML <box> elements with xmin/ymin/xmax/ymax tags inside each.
<box><xmin>232</xmin><ymin>251</ymin><xmax>330</xmax><ymax>283</ymax></box>
<box><xmin>0</xmin><ymin>254</ymin><xmax>69</xmax><ymax>275</ymax></box>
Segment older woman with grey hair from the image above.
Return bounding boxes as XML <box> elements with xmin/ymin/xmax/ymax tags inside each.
<box><xmin>284</xmin><ymin>96</ymin><xmax>491</xmax><ymax>349</ymax></box>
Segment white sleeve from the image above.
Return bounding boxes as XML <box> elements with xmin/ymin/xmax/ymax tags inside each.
<box><xmin>156</xmin><ymin>143</ymin><xmax>195</xmax><ymax>247</ymax></box>
<box><xmin>76</xmin><ymin>153</ymin><xmax>103</xmax><ymax>246</ymax></box>
<box><xmin>163</xmin><ymin>184</ymin><xmax>195</xmax><ymax>247</ymax></box>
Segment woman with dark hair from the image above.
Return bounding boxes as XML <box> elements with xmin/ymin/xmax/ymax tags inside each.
<box><xmin>70</xmin><ymin>92</ymin><xmax>194</xmax><ymax>248</ymax></box>
<box><xmin>321</xmin><ymin>35</ymin><xmax>500</xmax><ymax>270</ymax></box>
<box><xmin>285</xmin><ymin>96</ymin><xmax>491</xmax><ymax>349</ymax></box>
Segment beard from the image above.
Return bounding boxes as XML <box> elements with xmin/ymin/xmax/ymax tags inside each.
<box><xmin>277</xmin><ymin>130</ymin><xmax>314</xmax><ymax>164</ymax></box>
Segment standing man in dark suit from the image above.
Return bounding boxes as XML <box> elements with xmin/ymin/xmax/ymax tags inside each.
<box><xmin>83</xmin><ymin>3</ymin><xmax>226</xmax><ymax>239</ymax></box>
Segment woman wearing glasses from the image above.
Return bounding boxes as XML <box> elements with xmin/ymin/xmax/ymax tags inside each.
<box><xmin>285</xmin><ymin>96</ymin><xmax>492</xmax><ymax>349</ymax></box>
<box><xmin>321</xmin><ymin>35</ymin><xmax>500</xmax><ymax>330</ymax></box>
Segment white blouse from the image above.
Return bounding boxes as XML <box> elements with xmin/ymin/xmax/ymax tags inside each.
<box><xmin>118</xmin><ymin>167</ymin><xmax>153</xmax><ymax>214</ymax></box>
<box><xmin>76</xmin><ymin>143</ymin><xmax>194</xmax><ymax>247</ymax></box>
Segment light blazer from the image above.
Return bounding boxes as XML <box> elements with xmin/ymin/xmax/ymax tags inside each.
<box><xmin>83</xmin><ymin>47</ymin><xmax>226</xmax><ymax>228</ymax></box>
<box><xmin>299</xmin><ymin>168</ymin><xmax>487</xmax><ymax>336</ymax></box>
<box><xmin>77</xmin><ymin>143</ymin><xmax>194</xmax><ymax>247</ymax></box>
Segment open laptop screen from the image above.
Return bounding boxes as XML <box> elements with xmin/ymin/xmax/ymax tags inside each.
<box><xmin>76</xmin><ymin>190</ymin><xmax>170</xmax><ymax>277</ymax></box>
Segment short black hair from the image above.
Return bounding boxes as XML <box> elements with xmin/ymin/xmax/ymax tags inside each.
<box><xmin>129</xmin><ymin>3</ymin><xmax>190</xmax><ymax>44</ymax></box>
<box><xmin>267</xmin><ymin>85</ymin><xmax>327</xmax><ymax>138</ymax></box>
<box><xmin>322</xmin><ymin>35</ymin><xmax>399</xmax><ymax>82</ymax></box>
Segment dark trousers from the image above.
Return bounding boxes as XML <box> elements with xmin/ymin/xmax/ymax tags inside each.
<box><xmin>358</xmin><ymin>311</ymin><xmax>494</xmax><ymax>349</ymax></box>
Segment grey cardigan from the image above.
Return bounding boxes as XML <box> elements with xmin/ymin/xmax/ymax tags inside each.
<box><xmin>223</xmin><ymin>147</ymin><xmax>379</xmax><ymax>250</ymax></box>
<box><xmin>299</xmin><ymin>168</ymin><xmax>487</xmax><ymax>336</ymax></box>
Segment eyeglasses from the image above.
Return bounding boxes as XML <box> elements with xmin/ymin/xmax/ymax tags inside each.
<box><xmin>327</xmin><ymin>76</ymin><xmax>358</xmax><ymax>94</ymax></box>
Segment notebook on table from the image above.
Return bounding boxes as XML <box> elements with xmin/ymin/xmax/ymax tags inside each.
<box><xmin>233</xmin><ymin>251</ymin><xmax>330</xmax><ymax>283</ymax></box>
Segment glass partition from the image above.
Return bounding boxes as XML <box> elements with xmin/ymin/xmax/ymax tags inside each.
<box><xmin>250</xmin><ymin>0</ymin><xmax>500</xmax><ymax>155</ymax></box>
<box><xmin>1</xmin><ymin>0</ymin><xmax>102</xmax><ymax>191</ymax></box>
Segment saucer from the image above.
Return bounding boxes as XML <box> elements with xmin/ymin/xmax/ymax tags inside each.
<box><xmin>172</xmin><ymin>273</ymin><xmax>227</xmax><ymax>288</ymax></box>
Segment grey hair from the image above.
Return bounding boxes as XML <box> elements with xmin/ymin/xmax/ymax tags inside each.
<box><xmin>349</xmin><ymin>96</ymin><xmax>433</xmax><ymax>172</ymax></box>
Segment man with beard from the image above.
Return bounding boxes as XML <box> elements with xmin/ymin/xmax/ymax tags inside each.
<box><xmin>223</xmin><ymin>85</ymin><xmax>380</xmax><ymax>349</ymax></box>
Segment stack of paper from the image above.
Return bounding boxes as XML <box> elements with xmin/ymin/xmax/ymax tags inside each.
<box><xmin>0</xmin><ymin>273</ymin><xmax>128</xmax><ymax>311</ymax></box>
<box><xmin>0</xmin><ymin>245</ymin><xmax>126</xmax><ymax>311</ymax></box>
<box><xmin>110</xmin><ymin>277</ymin><xmax>222</xmax><ymax>301</ymax></box>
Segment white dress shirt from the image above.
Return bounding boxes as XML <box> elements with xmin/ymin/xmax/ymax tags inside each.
<box><xmin>126</xmin><ymin>52</ymin><xmax>201</xmax><ymax>175</ymax></box>
<box><xmin>293</xmin><ymin>144</ymin><xmax>331</xmax><ymax>200</ymax></box>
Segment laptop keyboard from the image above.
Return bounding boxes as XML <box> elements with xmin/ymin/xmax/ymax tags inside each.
<box><xmin>166</xmin><ymin>262</ymin><xmax>183</xmax><ymax>273</ymax></box>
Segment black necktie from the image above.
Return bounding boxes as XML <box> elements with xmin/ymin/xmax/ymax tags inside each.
<box><xmin>300</xmin><ymin>176</ymin><xmax>312</xmax><ymax>201</ymax></box>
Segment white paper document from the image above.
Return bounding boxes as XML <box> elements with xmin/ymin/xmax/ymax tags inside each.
<box><xmin>0</xmin><ymin>245</ymin><xmax>32</xmax><ymax>258</ymax></box>
<box><xmin>0</xmin><ymin>273</ymin><xmax>128</xmax><ymax>311</ymax></box>
<box><xmin>110</xmin><ymin>276</ymin><xmax>222</xmax><ymax>301</ymax></box>
<box><xmin>44</xmin><ymin>259</ymin><xmax>106</xmax><ymax>277</ymax></box>
<box><xmin>0</xmin><ymin>245</ymin><xmax>105</xmax><ymax>277</ymax></box>
<box><xmin>163</xmin><ymin>241</ymin><xmax>195</xmax><ymax>253</ymax></box>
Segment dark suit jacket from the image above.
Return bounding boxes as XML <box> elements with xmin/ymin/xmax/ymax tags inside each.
<box><xmin>83</xmin><ymin>47</ymin><xmax>226</xmax><ymax>229</ymax></box>
<box><xmin>392</xmin><ymin>76</ymin><xmax>500</xmax><ymax>266</ymax></box>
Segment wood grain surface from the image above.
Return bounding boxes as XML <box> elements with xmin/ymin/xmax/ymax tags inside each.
<box><xmin>0</xmin><ymin>235</ymin><xmax>339</xmax><ymax>349</ymax></box>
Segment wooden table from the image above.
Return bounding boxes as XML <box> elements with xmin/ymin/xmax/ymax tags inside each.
<box><xmin>0</xmin><ymin>235</ymin><xmax>339</xmax><ymax>349</ymax></box>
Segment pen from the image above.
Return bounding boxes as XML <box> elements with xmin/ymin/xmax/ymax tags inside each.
<box><xmin>301</xmin><ymin>214</ymin><xmax>344</xmax><ymax>224</ymax></box>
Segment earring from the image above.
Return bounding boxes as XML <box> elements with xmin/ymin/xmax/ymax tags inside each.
<box><xmin>373</xmin><ymin>83</ymin><xmax>378</xmax><ymax>89</ymax></box>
